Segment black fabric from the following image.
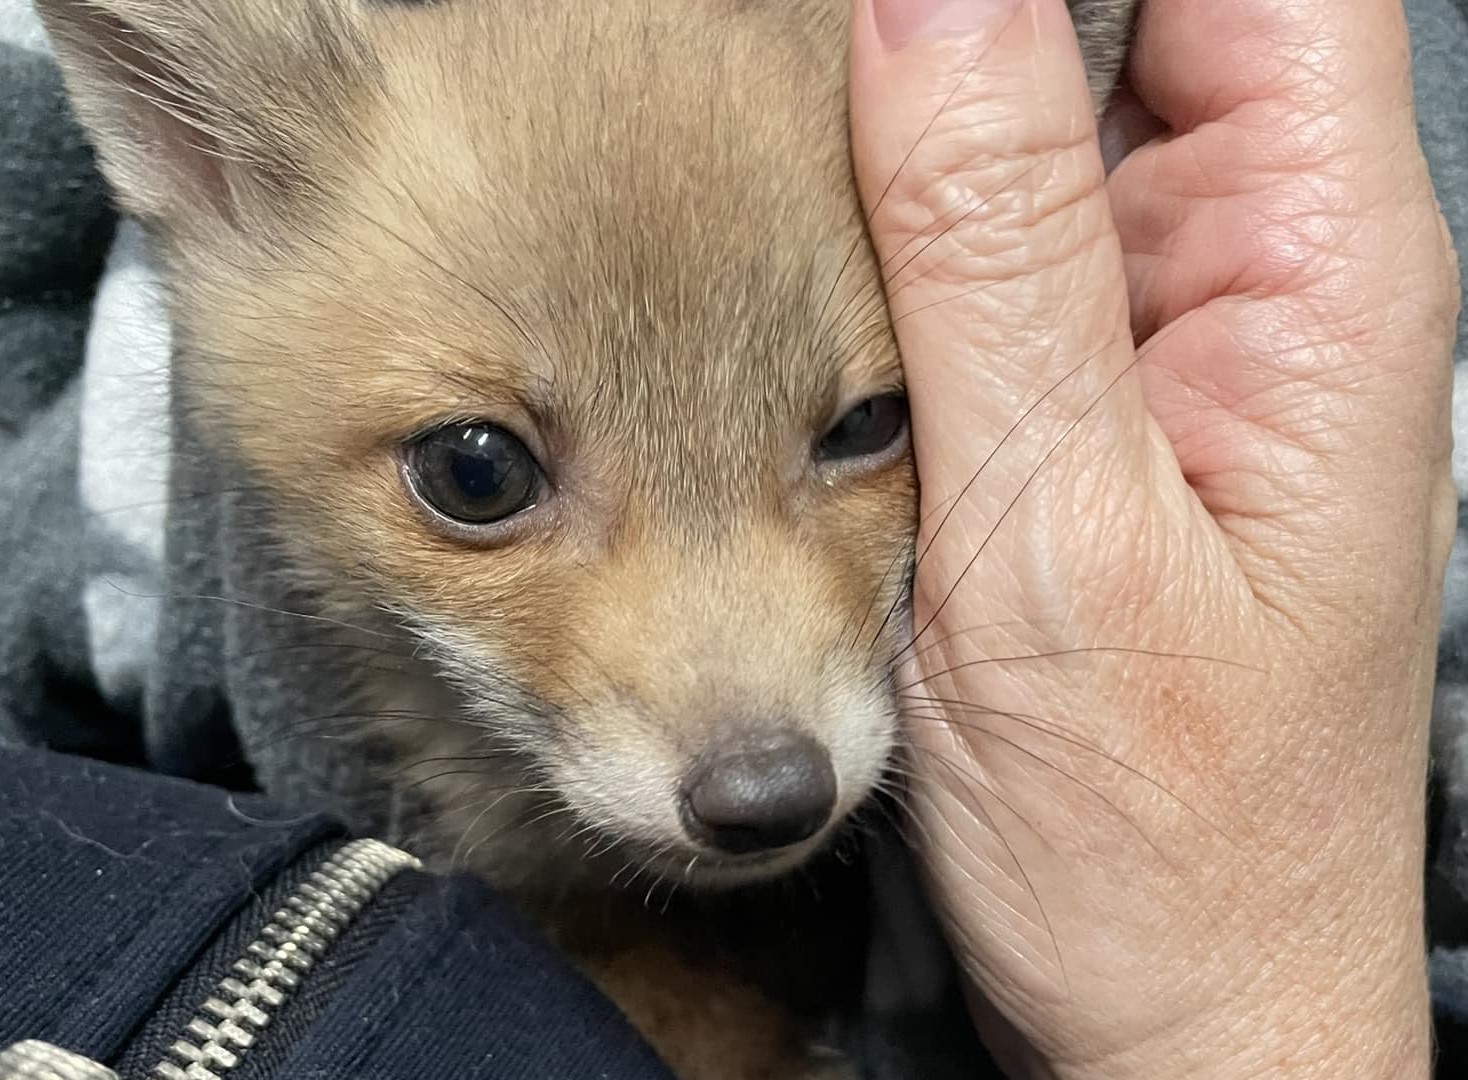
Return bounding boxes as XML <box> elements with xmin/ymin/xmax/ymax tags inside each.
<box><xmin>0</xmin><ymin>744</ymin><xmax>677</xmax><ymax>1079</ymax></box>
<box><xmin>266</xmin><ymin>876</ymin><xmax>671</xmax><ymax>1080</ymax></box>
<box><xmin>108</xmin><ymin>839</ymin><xmax>343</xmax><ymax>1076</ymax></box>
<box><xmin>225</xmin><ymin>872</ymin><xmax>423</xmax><ymax>1080</ymax></box>
<box><xmin>0</xmin><ymin>745</ymin><xmax>338</xmax><ymax>1062</ymax></box>
<box><xmin>115</xmin><ymin>856</ymin><xmax>428</xmax><ymax>1080</ymax></box>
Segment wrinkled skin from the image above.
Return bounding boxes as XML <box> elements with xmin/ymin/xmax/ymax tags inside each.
<box><xmin>850</xmin><ymin>0</ymin><xmax>1459</xmax><ymax>1076</ymax></box>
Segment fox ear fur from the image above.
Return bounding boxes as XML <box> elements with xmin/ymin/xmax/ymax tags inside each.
<box><xmin>33</xmin><ymin>0</ymin><xmax>377</xmax><ymax>228</ymax></box>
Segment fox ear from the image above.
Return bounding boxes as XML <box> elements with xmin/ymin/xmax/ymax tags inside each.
<box><xmin>34</xmin><ymin>0</ymin><xmax>376</xmax><ymax>229</ymax></box>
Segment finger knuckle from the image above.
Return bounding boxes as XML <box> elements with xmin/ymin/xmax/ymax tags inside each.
<box><xmin>877</xmin><ymin>109</ymin><xmax>1112</xmax><ymax>290</ymax></box>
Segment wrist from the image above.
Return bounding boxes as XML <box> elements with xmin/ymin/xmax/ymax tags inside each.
<box><xmin>1012</xmin><ymin>971</ymin><xmax>1431</xmax><ymax>1080</ymax></box>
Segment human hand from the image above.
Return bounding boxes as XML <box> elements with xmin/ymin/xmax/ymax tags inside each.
<box><xmin>849</xmin><ymin>0</ymin><xmax>1461</xmax><ymax>1076</ymax></box>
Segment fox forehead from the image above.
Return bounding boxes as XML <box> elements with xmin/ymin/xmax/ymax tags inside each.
<box><xmin>181</xmin><ymin>0</ymin><xmax>900</xmax><ymax>494</ymax></box>
<box><xmin>357</xmin><ymin>0</ymin><xmax>894</xmax><ymax>390</ymax></box>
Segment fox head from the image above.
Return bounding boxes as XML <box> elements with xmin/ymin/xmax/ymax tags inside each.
<box><xmin>37</xmin><ymin>0</ymin><xmax>918</xmax><ymax>887</ymax></box>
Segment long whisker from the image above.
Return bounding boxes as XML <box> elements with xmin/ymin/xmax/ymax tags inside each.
<box><xmin>860</xmin><ymin>8</ymin><xmax>1025</xmax><ymax>232</ymax></box>
<box><xmin>96</xmin><ymin>578</ymin><xmax>396</xmax><ymax>639</ymax></box>
<box><xmin>910</xmin><ymin>749</ymin><xmax>1066</xmax><ymax>984</ymax></box>
<box><xmin>881</xmin><ymin>159</ymin><xmax>1046</xmax><ymax>290</ymax></box>
<box><xmin>899</xmin><ymin>695</ymin><xmax>1231</xmax><ymax>842</ymax></box>
<box><xmin>866</xmin><ymin>347</ymin><xmax>1113</xmax><ymax>659</ymax></box>
<box><xmin>902</xmin><ymin>357</ymin><xmax>1139</xmax><ymax>659</ymax></box>
<box><xmin>896</xmin><ymin>646</ymin><xmax>1261</xmax><ymax>691</ymax></box>
<box><xmin>901</xmin><ymin>710</ymin><xmax>1181</xmax><ymax>876</ymax></box>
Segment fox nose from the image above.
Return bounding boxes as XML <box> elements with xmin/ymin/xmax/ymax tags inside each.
<box><xmin>678</xmin><ymin>732</ymin><xmax>837</xmax><ymax>855</ymax></box>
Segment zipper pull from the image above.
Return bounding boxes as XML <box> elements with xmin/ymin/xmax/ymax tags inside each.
<box><xmin>0</xmin><ymin>1041</ymin><xmax>119</xmax><ymax>1080</ymax></box>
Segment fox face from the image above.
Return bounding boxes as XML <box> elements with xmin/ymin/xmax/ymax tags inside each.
<box><xmin>39</xmin><ymin>0</ymin><xmax>918</xmax><ymax>888</ymax></box>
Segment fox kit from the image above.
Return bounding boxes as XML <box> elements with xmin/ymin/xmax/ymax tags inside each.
<box><xmin>36</xmin><ymin>0</ymin><xmax>1137</xmax><ymax>1075</ymax></box>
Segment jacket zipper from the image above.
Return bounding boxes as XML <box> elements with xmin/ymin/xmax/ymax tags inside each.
<box><xmin>151</xmin><ymin>838</ymin><xmax>420</xmax><ymax>1080</ymax></box>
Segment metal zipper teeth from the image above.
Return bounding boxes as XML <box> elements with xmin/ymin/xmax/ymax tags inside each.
<box><xmin>152</xmin><ymin>838</ymin><xmax>422</xmax><ymax>1080</ymax></box>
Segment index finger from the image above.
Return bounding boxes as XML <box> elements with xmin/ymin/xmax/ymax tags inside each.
<box><xmin>849</xmin><ymin>0</ymin><xmax>1165</xmax><ymax>541</ymax></box>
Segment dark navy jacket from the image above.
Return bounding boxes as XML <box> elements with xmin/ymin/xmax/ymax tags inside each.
<box><xmin>0</xmin><ymin>745</ymin><xmax>675</xmax><ymax>1079</ymax></box>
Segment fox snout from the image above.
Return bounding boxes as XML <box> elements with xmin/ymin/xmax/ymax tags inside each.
<box><xmin>678</xmin><ymin>730</ymin><xmax>838</xmax><ymax>856</ymax></box>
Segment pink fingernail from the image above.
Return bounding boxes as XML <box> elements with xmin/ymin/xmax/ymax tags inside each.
<box><xmin>873</xmin><ymin>0</ymin><xmax>1024</xmax><ymax>49</ymax></box>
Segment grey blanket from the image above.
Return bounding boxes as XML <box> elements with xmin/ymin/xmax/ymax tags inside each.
<box><xmin>4</xmin><ymin>0</ymin><xmax>1468</xmax><ymax>1064</ymax></box>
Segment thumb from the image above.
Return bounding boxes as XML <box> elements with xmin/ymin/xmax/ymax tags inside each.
<box><xmin>849</xmin><ymin>0</ymin><xmax>1201</xmax><ymax>642</ymax></box>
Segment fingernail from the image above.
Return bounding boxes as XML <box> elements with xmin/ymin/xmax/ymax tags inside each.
<box><xmin>874</xmin><ymin>0</ymin><xmax>1024</xmax><ymax>50</ymax></box>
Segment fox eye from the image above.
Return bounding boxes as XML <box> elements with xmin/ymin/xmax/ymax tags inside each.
<box><xmin>817</xmin><ymin>394</ymin><xmax>908</xmax><ymax>461</ymax></box>
<box><xmin>404</xmin><ymin>423</ymin><xmax>543</xmax><ymax>525</ymax></box>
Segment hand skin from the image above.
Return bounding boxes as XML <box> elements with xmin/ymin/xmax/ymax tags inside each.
<box><xmin>849</xmin><ymin>0</ymin><xmax>1461</xmax><ymax>1077</ymax></box>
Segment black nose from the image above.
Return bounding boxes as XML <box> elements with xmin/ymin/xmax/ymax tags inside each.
<box><xmin>678</xmin><ymin>732</ymin><xmax>837</xmax><ymax>855</ymax></box>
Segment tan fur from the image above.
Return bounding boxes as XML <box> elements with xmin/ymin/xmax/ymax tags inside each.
<box><xmin>36</xmin><ymin>1</ymin><xmax>1136</xmax><ymax>1074</ymax></box>
<box><xmin>579</xmin><ymin>940</ymin><xmax>832</xmax><ymax>1080</ymax></box>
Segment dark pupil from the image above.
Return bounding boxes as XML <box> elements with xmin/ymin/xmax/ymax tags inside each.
<box><xmin>450</xmin><ymin>433</ymin><xmax>510</xmax><ymax>498</ymax></box>
<box><xmin>820</xmin><ymin>394</ymin><xmax>908</xmax><ymax>459</ymax></box>
<box><xmin>412</xmin><ymin>424</ymin><xmax>538</xmax><ymax>523</ymax></box>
